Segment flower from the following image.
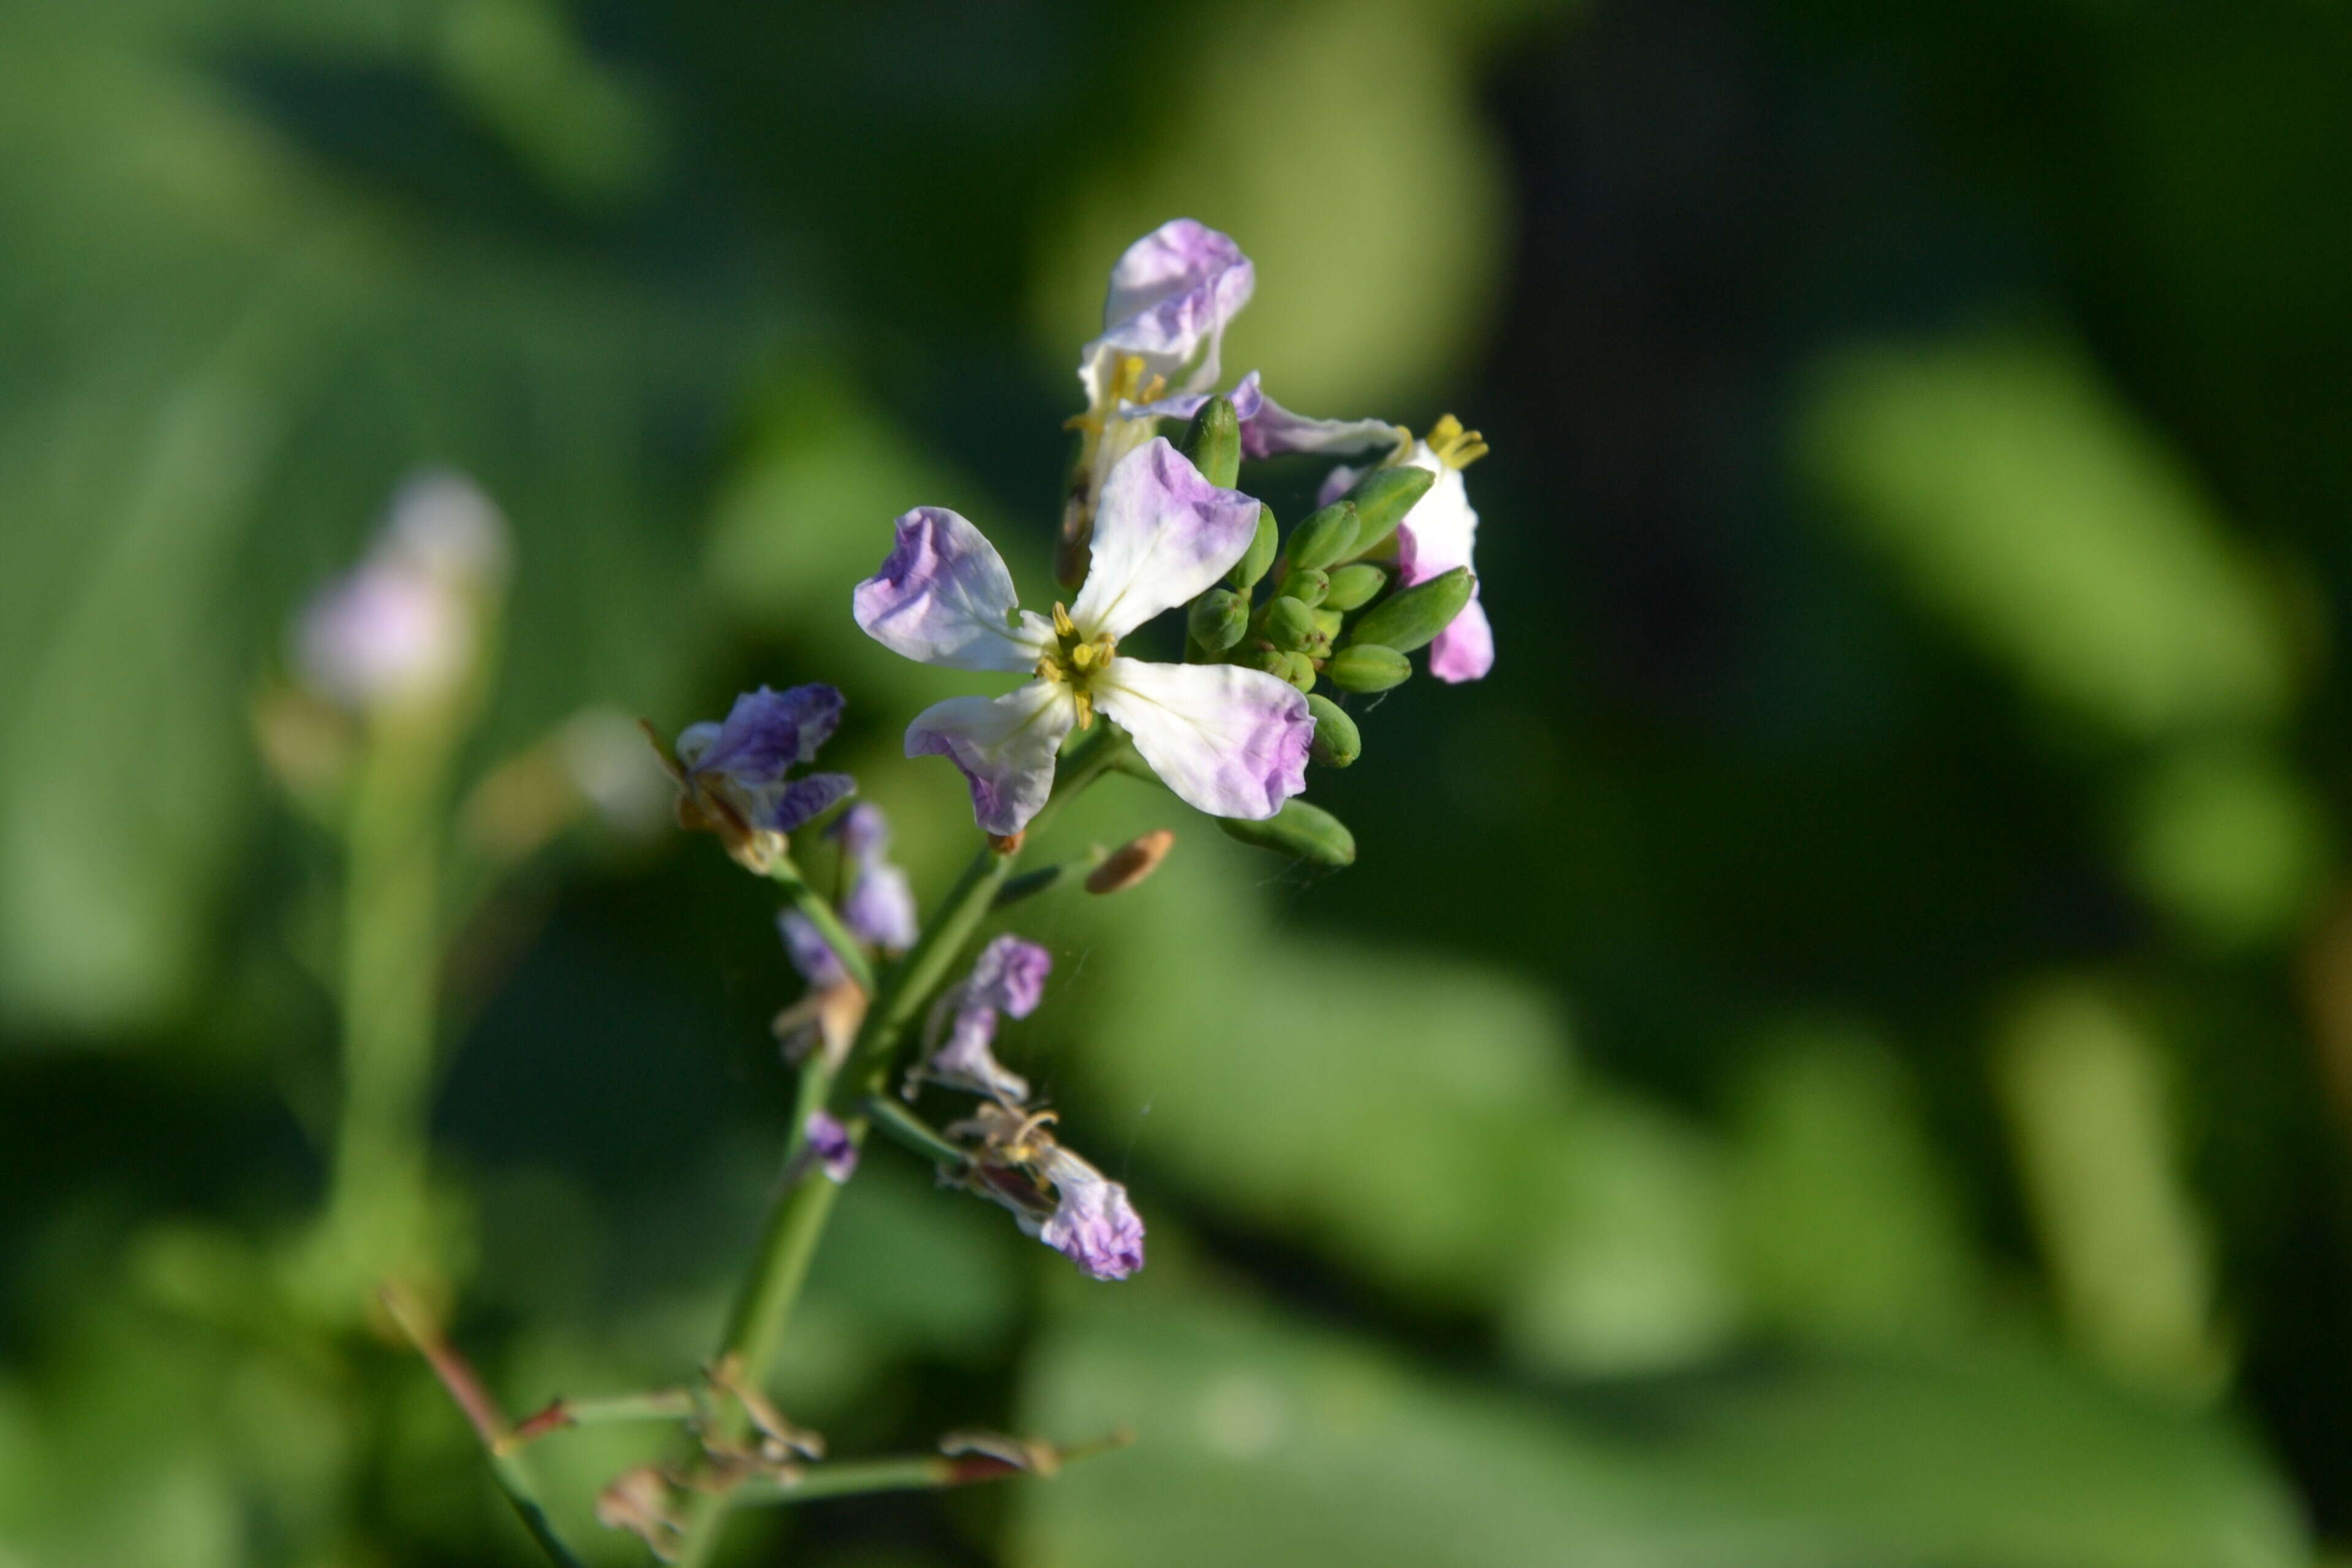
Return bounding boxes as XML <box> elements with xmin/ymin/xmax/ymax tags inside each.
<box><xmin>659</xmin><ymin>686</ymin><xmax>856</xmax><ymax>872</ymax></box>
<box><xmin>826</xmin><ymin>803</ymin><xmax>918</xmax><ymax>952</ymax></box>
<box><xmin>856</xmin><ymin>439</ymin><xmax>1313</xmax><ymax>835</ymax></box>
<box><xmin>774</xmin><ymin>910</ymin><xmax>867</xmax><ymax>1068</ymax></box>
<box><xmin>294</xmin><ymin>470</ymin><xmax>509</xmax><ymax>710</ymax></box>
<box><xmin>804</xmin><ymin>1110</ymin><xmax>858</xmax><ymax>1183</ymax></box>
<box><xmin>1320</xmin><ymin>415</ymin><xmax>1493</xmax><ymax>683</ymax></box>
<box><xmin>1130</xmin><ymin>370</ymin><xmax>1404</xmax><ymax>462</ymax></box>
<box><xmin>1060</xmin><ymin>220</ymin><xmax>1254</xmax><ymax>581</ymax></box>
<box><xmin>1033</xmin><ymin>1145</ymin><xmax>1145</xmax><ymax>1281</ymax></box>
<box><xmin>918</xmin><ymin>935</ymin><xmax>1052</xmax><ymax>1103</ymax></box>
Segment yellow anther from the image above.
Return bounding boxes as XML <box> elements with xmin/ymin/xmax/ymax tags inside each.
<box><xmin>1069</xmin><ymin>641</ymin><xmax>1097</xmax><ymax>670</ymax></box>
<box><xmin>1073</xmin><ymin>691</ymin><xmax>1095</xmax><ymax>729</ymax></box>
<box><xmin>1427</xmin><ymin>413</ymin><xmax>1489</xmax><ymax>470</ymax></box>
<box><xmin>1051</xmin><ymin>601</ymin><xmax>1077</xmax><ymax>638</ymax></box>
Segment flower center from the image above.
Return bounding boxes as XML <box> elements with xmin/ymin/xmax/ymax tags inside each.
<box><xmin>1062</xmin><ymin>354</ymin><xmax>1170</xmax><ymax>435</ymax></box>
<box><xmin>1033</xmin><ymin>601</ymin><xmax>1117</xmax><ymax>729</ymax></box>
<box><xmin>1423</xmin><ymin>412</ymin><xmax>1490</xmax><ymax>470</ymax></box>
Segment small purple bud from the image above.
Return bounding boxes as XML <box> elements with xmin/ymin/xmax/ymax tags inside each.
<box><xmin>778</xmin><ymin>911</ymin><xmax>846</xmax><ymax>989</ymax></box>
<box><xmin>965</xmin><ymin>934</ymin><xmax>1052</xmax><ymax>1019</ymax></box>
<box><xmin>826</xmin><ymin>802</ymin><xmax>892</xmax><ymax>859</ymax></box>
<box><xmin>842</xmin><ymin>862</ymin><xmax>919</xmax><ymax>952</ymax></box>
<box><xmin>805</xmin><ymin>1110</ymin><xmax>858</xmax><ymax>1183</ymax></box>
<box><xmin>1036</xmin><ymin>1148</ymin><xmax>1145</xmax><ymax>1281</ymax></box>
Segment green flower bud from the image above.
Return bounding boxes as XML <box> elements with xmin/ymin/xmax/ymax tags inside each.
<box><xmin>1217</xmin><ymin>798</ymin><xmax>1355</xmax><ymax>866</ymax></box>
<box><xmin>1276</xmin><ymin>567</ymin><xmax>1329</xmax><ymax>607</ymax></box>
<box><xmin>1243</xmin><ymin>645</ymin><xmax>1287</xmax><ymax>676</ymax></box>
<box><xmin>1286</xmin><ymin>502</ymin><xmax>1361</xmax><ymax>572</ymax></box>
<box><xmin>1347</xmin><ymin>566</ymin><xmax>1474</xmax><ymax>654</ymax></box>
<box><xmin>1322</xmin><ymin>562</ymin><xmax>1387</xmax><ymax>612</ymax></box>
<box><xmin>1180</xmin><ymin>396</ymin><xmax>1242</xmax><ymax>489</ymax></box>
<box><xmin>1276</xmin><ymin>650</ymin><xmax>1319</xmax><ymax>692</ymax></box>
<box><xmin>1187</xmin><ymin>587</ymin><xmax>1248</xmax><ymax>653</ymax></box>
<box><xmin>1263</xmin><ymin>596</ymin><xmax>1314</xmax><ymax>651</ymax></box>
<box><xmin>1311</xmin><ymin>606</ymin><xmax>1344</xmax><ymax>642</ymax></box>
<box><xmin>1306</xmin><ymin>695</ymin><xmax>1360</xmax><ymax>768</ymax></box>
<box><xmin>1325</xmin><ymin>643</ymin><xmax>1411</xmax><ymax>693</ymax></box>
<box><xmin>1230</xmin><ymin>506</ymin><xmax>1279</xmax><ymax>592</ymax></box>
<box><xmin>1340</xmin><ymin>466</ymin><xmax>1436</xmax><ymax>558</ymax></box>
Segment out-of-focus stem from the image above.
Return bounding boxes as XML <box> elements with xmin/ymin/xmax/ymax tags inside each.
<box><xmin>769</xmin><ymin>859</ymin><xmax>875</xmax><ymax>993</ymax></box>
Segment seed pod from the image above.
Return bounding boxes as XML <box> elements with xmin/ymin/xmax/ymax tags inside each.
<box><xmin>1306</xmin><ymin>695</ymin><xmax>1360</xmax><ymax>768</ymax></box>
<box><xmin>1286</xmin><ymin>502</ymin><xmax>1361</xmax><ymax>572</ymax></box>
<box><xmin>1322</xmin><ymin>562</ymin><xmax>1386</xmax><ymax>612</ymax></box>
<box><xmin>1216</xmin><ymin>799</ymin><xmax>1356</xmax><ymax>865</ymax></box>
<box><xmin>1325</xmin><ymin>644</ymin><xmax>1411</xmax><ymax>693</ymax></box>
<box><xmin>1179</xmin><ymin>396</ymin><xmax>1242</xmax><ymax>489</ymax></box>
<box><xmin>1347</xmin><ymin>567</ymin><xmax>1474</xmax><ymax>655</ymax></box>
<box><xmin>1341</xmin><ymin>466</ymin><xmax>1436</xmax><ymax>558</ymax></box>
<box><xmin>1230</xmin><ymin>506</ymin><xmax>1280</xmax><ymax>591</ymax></box>
<box><xmin>1187</xmin><ymin>588</ymin><xmax>1249</xmax><ymax>653</ymax></box>
<box><xmin>1262</xmin><ymin>596</ymin><xmax>1314</xmax><ymax>651</ymax></box>
<box><xmin>1276</xmin><ymin>567</ymin><xmax>1329</xmax><ymax>607</ymax></box>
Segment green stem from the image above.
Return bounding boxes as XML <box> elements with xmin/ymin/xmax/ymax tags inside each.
<box><xmin>668</xmin><ymin>727</ymin><xmax>1129</xmax><ymax>1568</ymax></box>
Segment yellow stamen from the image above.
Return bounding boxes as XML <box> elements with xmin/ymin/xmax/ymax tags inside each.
<box><xmin>1427</xmin><ymin>413</ymin><xmax>1490</xmax><ymax>470</ymax></box>
<box><xmin>1051</xmin><ymin>601</ymin><xmax>1077</xmax><ymax>638</ymax></box>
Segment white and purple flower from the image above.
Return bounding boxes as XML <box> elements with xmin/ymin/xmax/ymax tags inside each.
<box><xmin>1320</xmin><ymin>416</ymin><xmax>1494</xmax><ymax>684</ymax></box>
<box><xmin>1030</xmin><ymin>1146</ymin><xmax>1145</xmax><ymax>1281</ymax></box>
<box><xmin>918</xmin><ymin>934</ymin><xmax>1054</xmax><ymax>1104</ymax></box>
<box><xmin>662</xmin><ymin>685</ymin><xmax>856</xmax><ymax>873</ymax></box>
<box><xmin>856</xmin><ymin>439</ymin><xmax>1312</xmax><ymax>836</ymax></box>
<box><xmin>826</xmin><ymin>803</ymin><xmax>918</xmax><ymax>952</ymax></box>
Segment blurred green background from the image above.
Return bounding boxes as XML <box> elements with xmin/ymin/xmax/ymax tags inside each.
<box><xmin>7</xmin><ymin>0</ymin><xmax>2352</xmax><ymax>1562</ymax></box>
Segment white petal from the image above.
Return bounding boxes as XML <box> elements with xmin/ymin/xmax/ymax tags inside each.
<box><xmin>1393</xmin><ymin>443</ymin><xmax>1478</xmax><ymax>580</ymax></box>
<box><xmin>854</xmin><ymin>507</ymin><xmax>1053</xmax><ymax>673</ymax></box>
<box><xmin>1069</xmin><ymin>439</ymin><xmax>1262</xmax><ymax>641</ymax></box>
<box><xmin>1092</xmin><ymin>658</ymin><xmax>1311</xmax><ymax>821</ymax></box>
<box><xmin>905</xmin><ymin>680</ymin><xmax>1078</xmax><ymax>835</ymax></box>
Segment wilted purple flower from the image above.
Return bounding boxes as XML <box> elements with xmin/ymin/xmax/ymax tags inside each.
<box><xmin>665</xmin><ymin>685</ymin><xmax>856</xmax><ymax>873</ymax></box>
<box><xmin>1319</xmin><ymin>417</ymin><xmax>1493</xmax><ymax>684</ymax></box>
<box><xmin>294</xmin><ymin>470</ymin><xmax>509</xmax><ymax>710</ymax></box>
<box><xmin>826</xmin><ymin>803</ymin><xmax>918</xmax><ymax>952</ymax></box>
<box><xmin>965</xmin><ymin>933</ymin><xmax>1050</xmax><ymax>1017</ymax></box>
<box><xmin>1031</xmin><ymin>1146</ymin><xmax>1145</xmax><ymax>1281</ymax></box>
<box><xmin>856</xmin><ymin>440</ymin><xmax>1312</xmax><ymax>835</ymax></box>
<box><xmin>805</xmin><ymin>1110</ymin><xmax>858</xmax><ymax>1183</ymax></box>
<box><xmin>918</xmin><ymin>935</ymin><xmax>1054</xmax><ymax>1104</ymax></box>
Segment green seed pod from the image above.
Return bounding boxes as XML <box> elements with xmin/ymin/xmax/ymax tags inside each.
<box><xmin>1322</xmin><ymin>562</ymin><xmax>1386</xmax><ymax>612</ymax></box>
<box><xmin>1306</xmin><ymin>695</ymin><xmax>1360</xmax><ymax>768</ymax></box>
<box><xmin>1276</xmin><ymin>567</ymin><xmax>1329</xmax><ymax>607</ymax></box>
<box><xmin>1187</xmin><ymin>587</ymin><xmax>1248</xmax><ymax>653</ymax></box>
<box><xmin>1263</xmin><ymin>595</ymin><xmax>1314</xmax><ymax>651</ymax></box>
<box><xmin>1286</xmin><ymin>502</ymin><xmax>1361</xmax><ymax>572</ymax></box>
<box><xmin>1341</xmin><ymin>466</ymin><xmax>1436</xmax><ymax>558</ymax></box>
<box><xmin>1325</xmin><ymin>643</ymin><xmax>1412</xmax><ymax>693</ymax></box>
<box><xmin>1347</xmin><ymin>566</ymin><xmax>1474</xmax><ymax>655</ymax></box>
<box><xmin>1216</xmin><ymin>798</ymin><xmax>1356</xmax><ymax>866</ymax></box>
<box><xmin>1180</xmin><ymin>396</ymin><xmax>1241</xmax><ymax>489</ymax></box>
<box><xmin>1230</xmin><ymin>506</ymin><xmax>1279</xmax><ymax>591</ymax></box>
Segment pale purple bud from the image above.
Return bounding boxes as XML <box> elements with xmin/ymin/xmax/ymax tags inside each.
<box><xmin>842</xmin><ymin>862</ymin><xmax>918</xmax><ymax>952</ymax></box>
<box><xmin>805</xmin><ymin>1110</ymin><xmax>858</xmax><ymax>1183</ymax></box>
<box><xmin>826</xmin><ymin>802</ymin><xmax>892</xmax><ymax>859</ymax></box>
<box><xmin>778</xmin><ymin>910</ymin><xmax>846</xmax><ymax>989</ymax></box>
<box><xmin>1034</xmin><ymin>1147</ymin><xmax>1145</xmax><ymax>1281</ymax></box>
<box><xmin>295</xmin><ymin>562</ymin><xmax>467</xmax><ymax>708</ymax></box>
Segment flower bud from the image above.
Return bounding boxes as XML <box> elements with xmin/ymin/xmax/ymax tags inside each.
<box><xmin>1325</xmin><ymin>644</ymin><xmax>1411</xmax><ymax>693</ymax></box>
<box><xmin>1311</xmin><ymin>607</ymin><xmax>1344</xmax><ymax>643</ymax></box>
<box><xmin>1216</xmin><ymin>798</ymin><xmax>1355</xmax><ymax>865</ymax></box>
<box><xmin>1322</xmin><ymin>562</ymin><xmax>1387</xmax><ymax>612</ymax></box>
<box><xmin>1347</xmin><ymin>566</ymin><xmax>1474</xmax><ymax>654</ymax></box>
<box><xmin>1286</xmin><ymin>501</ymin><xmax>1360</xmax><ymax>572</ymax></box>
<box><xmin>1263</xmin><ymin>596</ymin><xmax>1315</xmax><ymax>651</ymax></box>
<box><xmin>1179</xmin><ymin>395</ymin><xmax>1242</xmax><ymax>489</ymax></box>
<box><xmin>1276</xmin><ymin>567</ymin><xmax>1329</xmax><ymax>607</ymax></box>
<box><xmin>1229</xmin><ymin>506</ymin><xmax>1279</xmax><ymax>591</ymax></box>
<box><xmin>1340</xmin><ymin>465</ymin><xmax>1437</xmax><ymax>557</ymax></box>
<box><xmin>1187</xmin><ymin>587</ymin><xmax>1250</xmax><ymax>653</ymax></box>
<box><xmin>1276</xmin><ymin>650</ymin><xmax>1319</xmax><ymax>692</ymax></box>
<box><xmin>1305</xmin><ymin>695</ymin><xmax>1360</xmax><ymax>768</ymax></box>
<box><xmin>1085</xmin><ymin>828</ymin><xmax>1175</xmax><ymax>894</ymax></box>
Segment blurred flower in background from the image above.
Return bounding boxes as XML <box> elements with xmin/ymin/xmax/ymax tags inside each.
<box><xmin>5</xmin><ymin>0</ymin><xmax>2352</xmax><ymax>1565</ymax></box>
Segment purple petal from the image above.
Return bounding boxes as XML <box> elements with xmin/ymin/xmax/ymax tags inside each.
<box><xmin>842</xmin><ymin>861</ymin><xmax>919</xmax><ymax>951</ymax></box>
<box><xmin>805</xmin><ymin>1110</ymin><xmax>859</xmax><ymax>1183</ymax></box>
<box><xmin>927</xmin><ymin>1005</ymin><xmax>1031</xmax><ymax>1103</ymax></box>
<box><xmin>1237</xmin><ymin>388</ymin><xmax>1402</xmax><ymax>461</ymax></box>
<box><xmin>779</xmin><ymin>910</ymin><xmax>846</xmax><ymax>989</ymax></box>
<box><xmin>695</xmin><ymin>685</ymin><xmax>845</xmax><ymax>785</ymax></box>
<box><xmin>1068</xmin><ymin>440</ymin><xmax>1263</xmax><ymax>641</ymax></box>
<box><xmin>1123</xmin><ymin>369</ymin><xmax>1267</xmax><ymax>426</ymax></box>
<box><xmin>854</xmin><ymin>508</ymin><xmax>1050</xmax><ymax>674</ymax></box>
<box><xmin>967</xmin><ymin>934</ymin><xmax>1052</xmax><ymax>1018</ymax></box>
<box><xmin>1427</xmin><ymin>597</ymin><xmax>1495</xmax><ymax>684</ymax></box>
<box><xmin>763</xmin><ymin>771</ymin><xmax>857</xmax><ymax>834</ymax></box>
<box><xmin>1096</xmin><ymin>219</ymin><xmax>1254</xmax><ymax>361</ymax></box>
<box><xmin>826</xmin><ymin>801</ymin><xmax>892</xmax><ymax>858</ymax></box>
<box><xmin>1036</xmin><ymin>1148</ymin><xmax>1144</xmax><ymax>1281</ymax></box>
<box><xmin>1092</xmin><ymin>658</ymin><xmax>1311</xmax><ymax>822</ymax></box>
<box><xmin>294</xmin><ymin>562</ymin><xmax>466</xmax><ymax>707</ymax></box>
<box><xmin>905</xmin><ymin>682</ymin><xmax>1076</xmax><ymax>837</ymax></box>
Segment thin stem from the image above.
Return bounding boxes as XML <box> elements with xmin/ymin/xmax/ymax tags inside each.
<box><xmin>769</xmin><ymin>859</ymin><xmax>874</xmax><ymax>995</ymax></box>
<box><xmin>503</xmin><ymin>1389</ymin><xmax>699</xmax><ymax>1452</ymax></box>
<box><xmin>862</xmin><ymin>1095</ymin><xmax>973</xmax><ymax>1170</ymax></box>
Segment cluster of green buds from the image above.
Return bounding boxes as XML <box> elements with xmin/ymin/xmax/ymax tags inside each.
<box><xmin>1170</xmin><ymin>396</ymin><xmax>1476</xmax><ymax>864</ymax></box>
